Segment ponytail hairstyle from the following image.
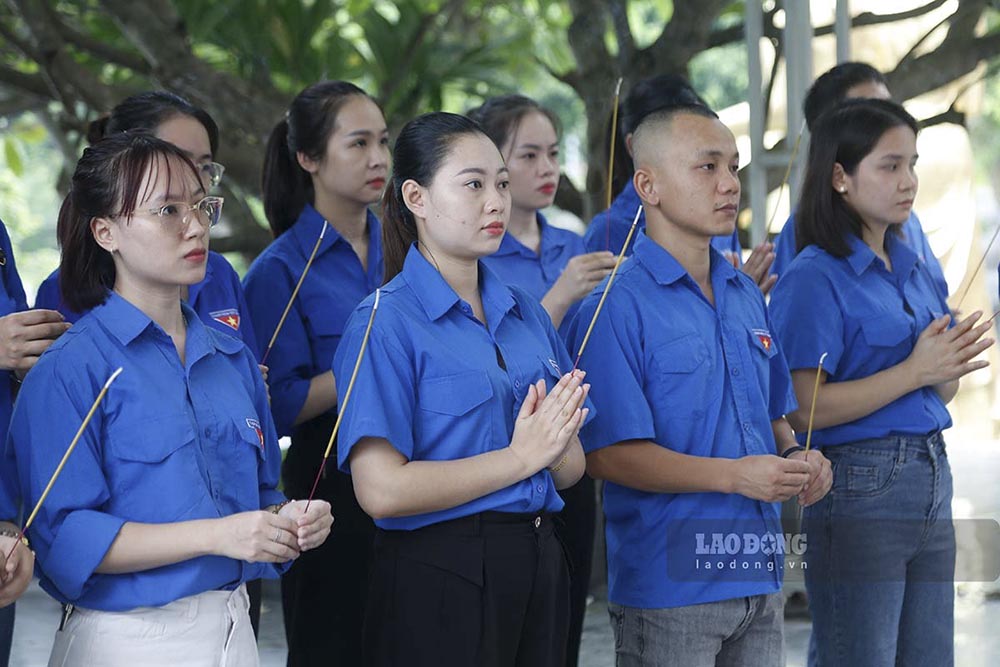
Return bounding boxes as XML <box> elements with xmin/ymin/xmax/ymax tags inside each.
<box><xmin>262</xmin><ymin>81</ymin><xmax>376</xmax><ymax>237</ymax></box>
<box><xmin>796</xmin><ymin>98</ymin><xmax>917</xmax><ymax>257</ymax></box>
<box><xmin>467</xmin><ymin>94</ymin><xmax>561</xmax><ymax>160</ymax></box>
<box><xmin>63</xmin><ymin>91</ymin><xmax>221</xmax><ymax>258</ymax></box>
<box><xmin>86</xmin><ymin>90</ymin><xmax>220</xmax><ymax>154</ymax></box>
<box><xmin>59</xmin><ymin>133</ymin><xmax>203</xmax><ymax>311</ymax></box>
<box><xmin>382</xmin><ymin>112</ymin><xmax>489</xmax><ymax>282</ymax></box>
<box><xmin>608</xmin><ymin>74</ymin><xmax>711</xmax><ymax>197</ymax></box>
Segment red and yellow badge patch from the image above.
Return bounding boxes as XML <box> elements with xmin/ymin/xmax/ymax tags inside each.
<box><xmin>752</xmin><ymin>328</ymin><xmax>772</xmax><ymax>351</ymax></box>
<box><xmin>246</xmin><ymin>418</ymin><xmax>264</xmax><ymax>448</ymax></box>
<box><xmin>210</xmin><ymin>308</ymin><xmax>241</xmax><ymax>332</ymax></box>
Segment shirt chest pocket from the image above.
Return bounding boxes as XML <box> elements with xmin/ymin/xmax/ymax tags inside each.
<box><xmin>648</xmin><ymin>335</ymin><xmax>711</xmax><ymax>418</ymax></box>
<box><xmin>218</xmin><ymin>415</ymin><xmax>268</xmax><ymax>510</ymax></box>
<box><xmin>417</xmin><ymin>371</ymin><xmax>494</xmax><ymax>459</ymax></box>
<box><xmin>303</xmin><ymin>294</ymin><xmax>350</xmax><ymax>339</ymax></box>
<box><xmin>859</xmin><ymin>314</ymin><xmax>912</xmax><ymax>349</ymax></box>
<box><xmin>105</xmin><ymin>415</ymin><xmax>202</xmax><ymax>522</ymax></box>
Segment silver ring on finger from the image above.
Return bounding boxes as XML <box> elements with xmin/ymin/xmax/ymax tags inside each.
<box><xmin>273</xmin><ymin>529</ymin><xmax>281</xmax><ymax>544</ymax></box>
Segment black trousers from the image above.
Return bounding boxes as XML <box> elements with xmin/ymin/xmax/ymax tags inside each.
<box><xmin>280</xmin><ymin>414</ymin><xmax>375</xmax><ymax>667</ymax></box>
<box><xmin>364</xmin><ymin>511</ymin><xmax>571</xmax><ymax>667</ymax></box>
<box><xmin>556</xmin><ymin>474</ymin><xmax>596</xmax><ymax>667</ymax></box>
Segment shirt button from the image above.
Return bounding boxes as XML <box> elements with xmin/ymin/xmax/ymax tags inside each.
<box><xmin>515</xmin><ymin>381</ymin><xmax>521</xmax><ymax>389</ymax></box>
<box><xmin>743</xmin><ymin>422</ymin><xmax>752</xmax><ymax>432</ymax></box>
<box><xmin>204</xmin><ymin>427</ymin><xmax>211</xmax><ymax>437</ymax></box>
<box><xmin>536</xmin><ymin>485</ymin><xmax>544</xmax><ymax>493</ymax></box>
<box><xmin>732</xmin><ymin>368</ymin><xmax>740</xmax><ymax>376</ymax></box>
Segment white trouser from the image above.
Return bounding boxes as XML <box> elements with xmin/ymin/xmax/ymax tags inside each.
<box><xmin>48</xmin><ymin>584</ymin><xmax>258</xmax><ymax>667</ymax></box>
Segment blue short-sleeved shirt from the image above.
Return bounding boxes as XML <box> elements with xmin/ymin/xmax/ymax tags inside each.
<box><xmin>480</xmin><ymin>212</ymin><xmax>586</xmax><ymax>338</ymax></box>
<box><xmin>566</xmin><ymin>230</ymin><xmax>797</xmax><ymax>609</ymax></box>
<box><xmin>243</xmin><ymin>205</ymin><xmax>383</xmax><ymax>436</ymax></box>
<box><xmin>0</xmin><ymin>221</ymin><xmax>27</xmax><ymax>521</ymax></box>
<box><xmin>9</xmin><ymin>292</ymin><xmax>287</xmax><ymax>611</ymax></box>
<box><xmin>335</xmin><ymin>245</ymin><xmax>593</xmax><ymax>531</ymax></box>
<box><xmin>583</xmin><ymin>181</ymin><xmax>742</xmax><ymax>260</ymax></box>
<box><xmin>35</xmin><ymin>252</ymin><xmax>259</xmax><ymax>359</ymax></box>
<box><xmin>769</xmin><ymin>234</ymin><xmax>952</xmax><ymax>447</ymax></box>
<box><xmin>771</xmin><ymin>210</ymin><xmax>948</xmax><ymax>301</ymax></box>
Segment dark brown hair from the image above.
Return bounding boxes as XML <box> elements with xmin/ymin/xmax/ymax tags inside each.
<box><xmin>59</xmin><ymin>133</ymin><xmax>202</xmax><ymax>311</ymax></box>
<box><xmin>382</xmin><ymin>112</ymin><xmax>489</xmax><ymax>282</ymax></box>
<box><xmin>262</xmin><ymin>81</ymin><xmax>377</xmax><ymax>237</ymax></box>
<box><xmin>797</xmin><ymin>98</ymin><xmax>917</xmax><ymax>257</ymax></box>
<box><xmin>467</xmin><ymin>94</ymin><xmax>561</xmax><ymax>160</ymax></box>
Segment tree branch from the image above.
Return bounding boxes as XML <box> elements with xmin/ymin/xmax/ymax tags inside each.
<box><xmin>642</xmin><ymin>0</ymin><xmax>731</xmax><ymax>77</ymax></box>
<box><xmin>45</xmin><ymin>4</ymin><xmax>151</xmax><ymax>74</ymax></box>
<box><xmin>609</xmin><ymin>0</ymin><xmax>635</xmax><ymax>66</ymax></box>
<box><xmin>0</xmin><ymin>63</ymin><xmax>50</xmax><ymax>98</ymax></box>
<box><xmin>379</xmin><ymin>0</ymin><xmax>465</xmax><ymax>104</ymax></box>
<box><xmin>887</xmin><ymin>30</ymin><xmax>1000</xmax><ymax>101</ymax></box>
<box><xmin>920</xmin><ymin>107</ymin><xmax>966</xmax><ymax>128</ymax></box>
<box><xmin>709</xmin><ymin>0</ymin><xmax>952</xmax><ymax>49</ymax></box>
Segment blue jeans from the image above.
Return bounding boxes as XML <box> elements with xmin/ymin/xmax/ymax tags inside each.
<box><xmin>803</xmin><ymin>433</ymin><xmax>955</xmax><ymax>667</ymax></box>
<box><xmin>608</xmin><ymin>593</ymin><xmax>784</xmax><ymax>666</ymax></box>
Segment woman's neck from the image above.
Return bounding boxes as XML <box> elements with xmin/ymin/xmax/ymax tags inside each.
<box><xmin>312</xmin><ymin>191</ymin><xmax>370</xmax><ymax>245</ymax></box>
<box><xmin>861</xmin><ymin>222</ymin><xmax>890</xmax><ymax>260</ymax></box>
<box><xmin>113</xmin><ymin>279</ymin><xmax>185</xmax><ymax>336</ymax></box>
<box><xmin>418</xmin><ymin>242</ymin><xmax>482</xmax><ymax>316</ymax></box>
<box><xmin>507</xmin><ymin>205</ymin><xmax>540</xmax><ymax>254</ymax></box>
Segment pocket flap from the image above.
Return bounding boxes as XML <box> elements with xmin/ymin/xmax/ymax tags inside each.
<box><xmin>108</xmin><ymin>415</ymin><xmax>195</xmax><ymax>463</ymax></box>
<box><xmin>233</xmin><ymin>415</ymin><xmax>268</xmax><ymax>460</ymax></box>
<box><xmin>651</xmin><ymin>335</ymin><xmax>707</xmax><ymax>374</ymax></box>
<box><xmin>419</xmin><ymin>372</ymin><xmax>494</xmax><ymax>416</ymax></box>
<box><xmin>860</xmin><ymin>314</ymin><xmax>910</xmax><ymax>347</ymax></box>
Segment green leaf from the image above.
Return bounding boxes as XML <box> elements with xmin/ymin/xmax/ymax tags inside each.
<box><xmin>3</xmin><ymin>140</ymin><xmax>23</xmax><ymax>178</ymax></box>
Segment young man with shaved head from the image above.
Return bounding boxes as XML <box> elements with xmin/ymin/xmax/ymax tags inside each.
<box><xmin>568</xmin><ymin>105</ymin><xmax>832</xmax><ymax>666</ymax></box>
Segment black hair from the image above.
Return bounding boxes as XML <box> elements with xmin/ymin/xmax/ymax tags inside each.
<box><xmin>803</xmin><ymin>62</ymin><xmax>888</xmax><ymax>132</ymax></box>
<box><xmin>87</xmin><ymin>91</ymin><xmax>220</xmax><ymax>155</ymax></box>
<box><xmin>796</xmin><ymin>98</ymin><xmax>917</xmax><ymax>258</ymax></box>
<box><xmin>467</xmin><ymin>94</ymin><xmax>561</xmax><ymax>159</ymax></box>
<box><xmin>382</xmin><ymin>112</ymin><xmax>489</xmax><ymax>281</ymax></box>
<box><xmin>59</xmin><ymin>133</ymin><xmax>202</xmax><ymax>311</ymax></box>
<box><xmin>608</xmin><ymin>74</ymin><xmax>712</xmax><ymax>196</ymax></box>
<box><xmin>262</xmin><ymin>81</ymin><xmax>376</xmax><ymax>237</ymax></box>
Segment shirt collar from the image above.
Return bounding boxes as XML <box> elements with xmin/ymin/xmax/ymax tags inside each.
<box><xmin>95</xmin><ymin>291</ymin><xmax>243</xmax><ymax>359</ymax></box>
<box><xmin>492</xmin><ymin>212</ymin><xmax>561</xmax><ymax>259</ymax></box>
<box><xmin>290</xmin><ymin>204</ymin><xmax>380</xmax><ymax>255</ymax></box>
<box><xmin>94</xmin><ymin>291</ymin><xmax>154</xmax><ymax>346</ymax></box>
<box><xmin>403</xmin><ymin>244</ymin><xmax>519</xmax><ymax>323</ymax></box>
<box><xmin>845</xmin><ymin>232</ymin><xmax>918</xmax><ymax>277</ymax></box>
<box><xmin>633</xmin><ymin>230</ymin><xmax>741</xmax><ymax>287</ymax></box>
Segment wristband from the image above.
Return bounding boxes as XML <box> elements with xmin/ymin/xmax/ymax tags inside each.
<box><xmin>548</xmin><ymin>455</ymin><xmax>569</xmax><ymax>473</ymax></box>
<box><xmin>270</xmin><ymin>500</ymin><xmax>293</xmax><ymax>514</ymax></box>
<box><xmin>0</xmin><ymin>528</ymin><xmax>28</xmax><ymax>548</ymax></box>
<box><xmin>780</xmin><ymin>445</ymin><xmax>807</xmax><ymax>459</ymax></box>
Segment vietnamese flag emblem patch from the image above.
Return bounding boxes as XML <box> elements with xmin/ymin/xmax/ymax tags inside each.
<box><xmin>210</xmin><ymin>308</ymin><xmax>241</xmax><ymax>332</ymax></box>
<box><xmin>752</xmin><ymin>328</ymin><xmax>773</xmax><ymax>351</ymax></box>
<box><xmin>246</xmin><ymin>418</ymin><xmax>264</xmax><ymax>448</ymax></box>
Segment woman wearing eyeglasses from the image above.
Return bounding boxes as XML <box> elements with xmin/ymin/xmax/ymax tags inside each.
<box><xmin>9</xmin><ymin>133</ymin><xmax>333</xmax><ymax>667</ymax></box>
<box><xmin>34</xmin><ymin>92</ymin><xmax>259</xmax><ymax>357</ymax></box>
